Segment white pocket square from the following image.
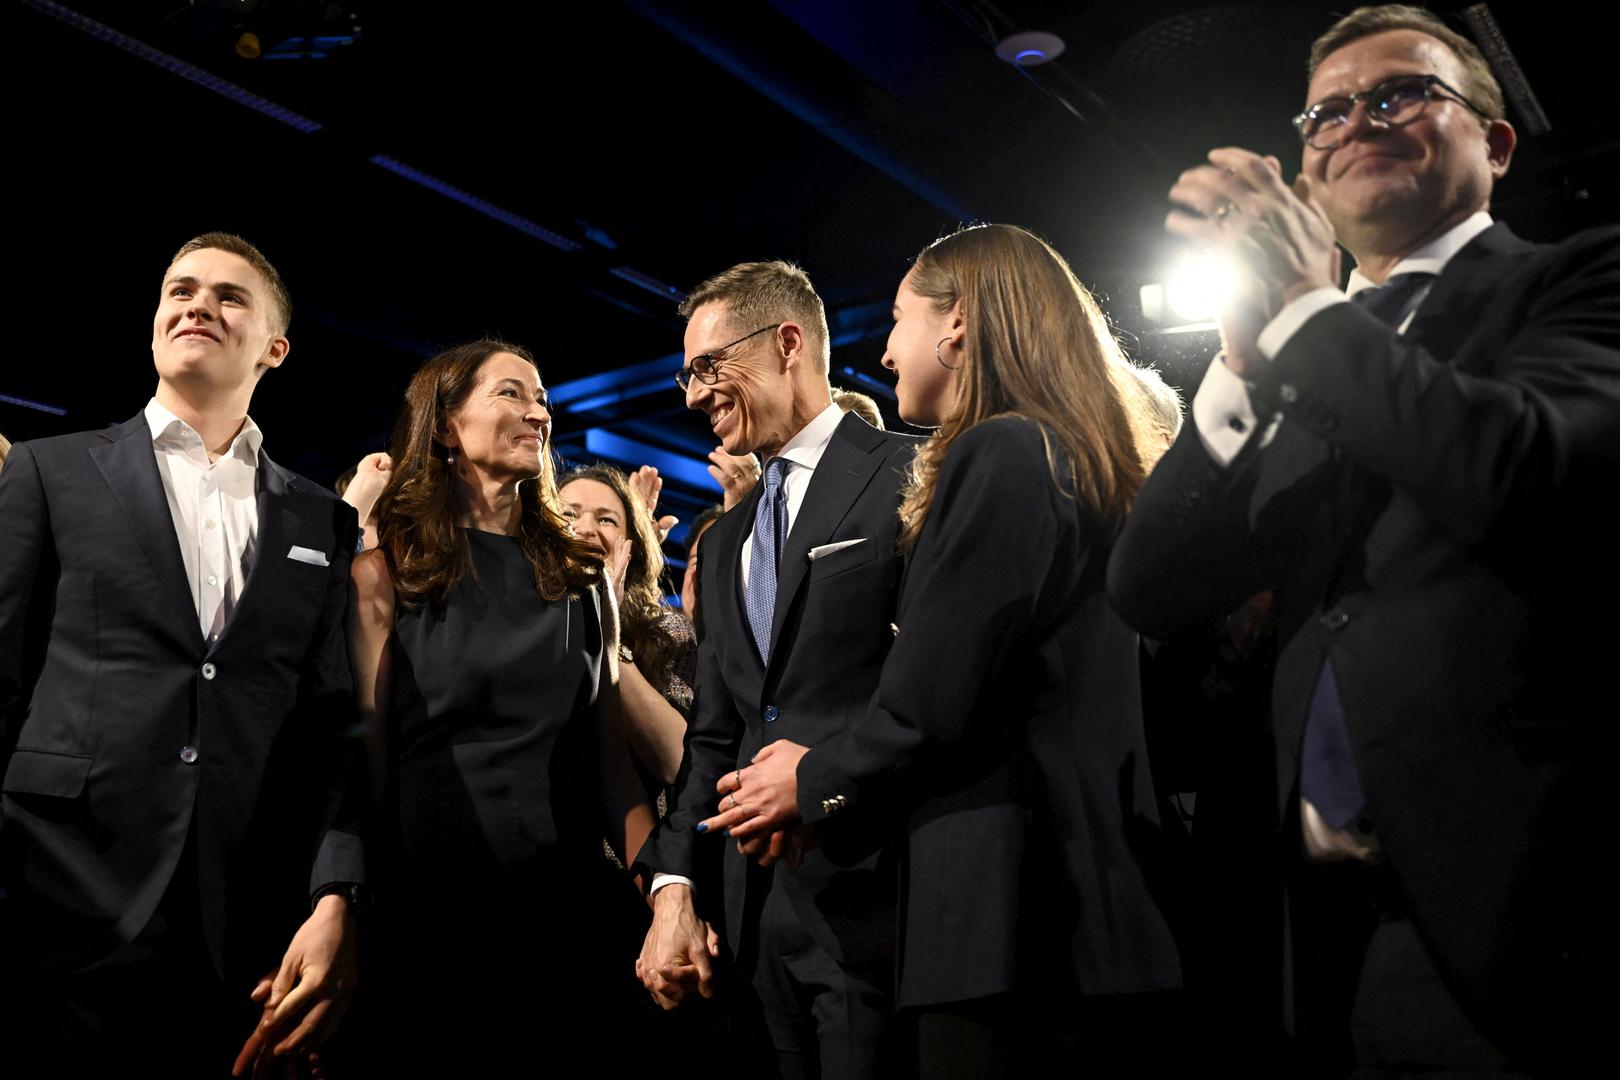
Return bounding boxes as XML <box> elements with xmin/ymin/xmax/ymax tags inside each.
<box><xmin>287</xmin><ymin>545</ymin><xmax>330</xmax><ymax>568</ymax></box>
<box><xmin>807</xmin><ymin>538</ymin><xmax>867</xmax><ymax>561</ymax></box>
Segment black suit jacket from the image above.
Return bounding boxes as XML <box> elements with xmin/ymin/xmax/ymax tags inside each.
<box><xmin>0</xmin><ymin>413</ymin><xmax>363</xmax><ymax>985</ymax></box>
<box><xmin>1108</xmin><ymin>223</ymin><xmax>1620</xmax><ymax>1059</ymax></box>
<box><xmin>635</xmin><ymin>412</ymin><xmax>918</xmax><ymax>968</ymax></box>
<box><xmin>795</xmin><ymin>417</ymin><xmax>1182</xmax><ymax>1008</ymax></box>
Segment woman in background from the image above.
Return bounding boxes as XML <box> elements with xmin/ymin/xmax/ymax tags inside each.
<box><xmin>679</xmin><ymin>503</ymin><xmax>725</xmax><ymax>637</ymax></box>
<box><xmin>560</xmin><ymin>464</ymin><xmax>694</xmax><ymax>787</ymax></box>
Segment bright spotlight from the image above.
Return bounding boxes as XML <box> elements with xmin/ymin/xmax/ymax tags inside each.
<box><xmin>1164</xmin><ymin>255</ymin><xmax>1238</xmax><ymax>324</ymax></box>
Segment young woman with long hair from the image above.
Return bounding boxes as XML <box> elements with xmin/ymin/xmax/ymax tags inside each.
<box><xmin>709</xmin><ymin>224</ymin><xmax>1183</xmax><ymax>1075</ymax></box>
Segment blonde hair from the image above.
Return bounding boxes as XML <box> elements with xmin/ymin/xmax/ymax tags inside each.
<box><xmin>678</xmin><ymin>260</ymin><xmax>831</xmax><ymax>373</ymax></box>
<box><xmin>898</xmin><ymin>224</ymin><xmax>1160</xmax><ymax>549</ymax></box>
<box><xmin>168</xmin><ymin>232</ymin><xmax>292</xmax><ymax>335</ymax></box>
<box><xmin>831</xmin><ymin>386</ymin><xmax>884</xmax><ymax>429</ymax></box>
<box><xmin>1308</xmin><ymin>4</ymin><xmax>1505</xmax><ymax>120</ymax></box>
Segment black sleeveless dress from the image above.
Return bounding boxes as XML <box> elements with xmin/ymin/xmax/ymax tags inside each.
<box><xmin>375</xmin><ymin>529</ymin><xmax>648</xmax><ymax>1061</ymax></box>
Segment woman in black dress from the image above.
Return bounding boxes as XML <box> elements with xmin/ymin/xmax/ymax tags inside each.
<box><xmin>349</xmin><ymin>339</ymin><xmax>654</xmax><ymax>1066</ymax></box>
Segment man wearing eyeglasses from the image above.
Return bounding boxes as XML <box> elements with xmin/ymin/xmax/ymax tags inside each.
<box><xmin>632</xmin><ymin>261</ymin><xmax>916</xmax><ymax>1077</ymax></box>
<box><xmin>1110</xmin><ymin>4</ymin><xmax>1616</xmax><ymax>1076</ymax></box>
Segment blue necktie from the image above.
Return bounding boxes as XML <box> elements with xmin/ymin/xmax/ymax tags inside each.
<box><xmin>745</xmin><ymin>457</ymin><xmax>791</xmax><ymax>663</ymax></box>
<box><xmin>1300</xmin><ymin>271</ymin><xmax>1436</xmax><ymax>829</ymax></box>
<box><xmin>1352</xmin><ymin>271</ymin><xmax>1435</xmax><ymax>328</ymax></box>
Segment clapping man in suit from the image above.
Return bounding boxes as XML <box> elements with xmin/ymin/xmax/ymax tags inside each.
<box><xmin>633</xmin><ymin>261</ymin><xmax>917</xmax><ymax>1078</ymax></box>
<box><xmin>0</xmin><ymin>233</ymin><xmax>364</xmax><ymax>1075</ymax></box>
<box><xmin>1107</xmin><ymin>5</ymin><xmax>1616</xmax><ymax>1075</ymax></box>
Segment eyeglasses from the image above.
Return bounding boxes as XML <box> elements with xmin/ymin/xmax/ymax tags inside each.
<box><xmin>1293</xmin><ymin>73</ymin><xmax>1490</xmax><ymax>150</ymax></box>
<box><xmin>674</xmin><ymin>323</ymin><xmax>780</xmax><ymax>391</ymax></box>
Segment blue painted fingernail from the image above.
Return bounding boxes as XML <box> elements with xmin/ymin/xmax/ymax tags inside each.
<box><xmin>695</xmin><ymin>822</ymin><xmax>708</xmax><ymax>833</ymax></box>
<box><xmin>724</xmin><ymin>829</ymin><xmax>732</xmax><ymax>838</ymax></box>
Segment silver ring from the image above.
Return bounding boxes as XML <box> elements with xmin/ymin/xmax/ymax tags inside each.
<box><xmin>1213</xmin><ymin>202</ymin><xmax>1237</xmax><ymax>223</ymax></box>
<box><xmin>728</xmin><ymin>793</ymin><xmax>738</xmax><ymax>809</ymax></box>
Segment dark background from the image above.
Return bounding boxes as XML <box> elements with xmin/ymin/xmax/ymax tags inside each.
<box><xmin>6</xmin><ymin>1</ymin><xmax>1611</xmax><ymax>561</ymax></box>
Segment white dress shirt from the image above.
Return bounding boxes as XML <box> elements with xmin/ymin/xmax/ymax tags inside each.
<box><xmin>739</xmin><ymin>402</ymin><xmax>845</xmax><ymax>593</ymax></box>
<box><xmin>144</xmin><ymin>398</ymin><xmax>262</xmax><ymax>645</ymax></box>
<box><xmin>1193</xmin><ymin>211</ymin><xmax>1495</xmax><ymax>466</ymax></box>
<box><xmin>652</xmin><ymin>401</ymin><xmax>845</xmax><ymax>898</ymax></box>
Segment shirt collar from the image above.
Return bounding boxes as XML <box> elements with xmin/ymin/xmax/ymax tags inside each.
<box><xmin>1346</xmin><ymin>211</ymin><xmax>1493</xmax><ymax>297</ymax></box>
<box><xmin>144</xmin><ymin>397</ymin><xmax>263</xmax><ymax>465</ymax></box>
<box><xmin>773</xmin><ymin>402</ymin><xmax>845</xmax><ymax>474</ymax></box>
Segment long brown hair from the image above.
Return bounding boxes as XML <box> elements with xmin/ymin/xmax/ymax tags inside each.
<box><xmin>376</xmin><ymin>338</ymin><xmax>601</xmax><ymax>606</ymax></box>
<box><xmin>559</xmin><ymin>464</ymin><xmax>680</xmax><ymax>688</ymax></box>
<box><xmin>898</xmin><ymin>224</ymin><xmax>1158</xmax><ymax>549</ymax></box>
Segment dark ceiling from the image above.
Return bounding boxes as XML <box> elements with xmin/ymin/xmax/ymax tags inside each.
<box><xmin>6</xmin><ymin>0</ymin><xmax>1611</xmax><ymax>549</ymax></box>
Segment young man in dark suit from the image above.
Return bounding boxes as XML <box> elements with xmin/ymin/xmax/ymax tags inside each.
<box><xmin>0</xmin><ymin>233</ymin><xmax>363</xmax><ymax>1075</ymax></box>
<box><xmin>633</xmin><ymin>261</ymin><xmax>917</xmax><ymax>1078</ymax></box>
<box><xmin>1108</xmin><ymin>6</ymin><xmax>1616</xmax><ymax>1075</ymax></box>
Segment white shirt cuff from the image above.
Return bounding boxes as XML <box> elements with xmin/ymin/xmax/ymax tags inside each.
<box><xmin>650</xmin><ymin>873</ymin><xmax>694</xmax><ymax>896</ymax></box>
<box><xmin>1191</xmin><ymin>355</ymin><xmax>1260</xmax><ymax>467</ymax></box>
<box><xmin>1257</xmin><ymin>288</ymin><xmax>1345</xmax><ymax>359</ymax></box>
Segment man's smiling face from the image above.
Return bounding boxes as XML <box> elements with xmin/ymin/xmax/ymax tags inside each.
<box><xmin>681</xmin><ymin>302</ymin><xmax>793</xmax><ymax>457</ymax></box>
<box><xmin>1302</xmin><ymin>29</ymin><xmax>1509</xmax><ymax>242</ymax></box>
<box><xmin>151</xmin><ymin>246</ymin><xmax>287</xmax><ymax>393</ymax></box>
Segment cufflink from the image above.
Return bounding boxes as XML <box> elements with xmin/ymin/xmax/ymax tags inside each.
<box><xmin>889</xmin><ymin>623</ymin><xmax>900</xmax><ymax>637</ymax></box>
<box><xmin>820</xmin><ymin>794</ymin><xmax>849</xmax><ymax>815</ymax></box>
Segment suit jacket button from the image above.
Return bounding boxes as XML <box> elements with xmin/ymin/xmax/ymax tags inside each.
<box><xmin>201</xmin><ymin>662</ymin><xmax>217</xmax><ymax>680</ymax></box>
<box><xmin>179</xmin><ymin>746</ymin><xmax>199</xmax><ymax>764</ymax></box>
<box><xmin>1320</xmin><ymin>608</ymin><xmax>1350</xmax><ymax>631</ymax></box>
<box><xmin>763</xmin><ymin>705</ymin><xmax>779</xmax><ymax>723</ymax></box>
<box><xmin>1279</xmin><ymin>383</ymin><xmax>1299</xmax><ymax>404</ymax></box>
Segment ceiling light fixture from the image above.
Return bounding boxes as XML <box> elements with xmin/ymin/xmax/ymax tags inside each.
<box><xmin>995</xmin><ymin>31</ymin><xmax>1066</xmax><ymax>67</ymax></box>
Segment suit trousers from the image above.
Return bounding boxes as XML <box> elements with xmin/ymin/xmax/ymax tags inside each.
<box><xmin>1292</xmin><ymin>859</ymin><xmax>1524</xmax><ymax>1079</ymax></box>
<box><xmin>743</xmin><ymin>870</ymin><xmax>895</xmax><ymax>1080</ymax></box>
<box><xmin>912</xmin><ymin>988</ymin><xmax>1185</xmax><ymax>1079</ymax></box>
<box><xmin>7</xmin><ymin>830</ymin><xmax>255</xmax><ymax>1078</ymax></box>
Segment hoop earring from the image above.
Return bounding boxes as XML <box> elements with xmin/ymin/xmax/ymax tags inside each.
<box><xmin>935</xmin><ymin>336</ymin><xmax>960</xmax><ymax>370</ymax></box>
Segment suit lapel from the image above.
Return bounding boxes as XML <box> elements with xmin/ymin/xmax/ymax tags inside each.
<box><xmin>211</xmin><ymin>450</ymin><xmax>300</xmax><ymax>655</ymax></box>
<box><xmin>91</xmin><ymin>415</ymin><xmax>204</xmax><ymax>649</ymax></box>
<box><xmin>767</xmin><ymin>415</ymin><xmax>888</xmax><ymax>659</ymax></box>
<box><xmin>1404</xmin><ymin>222</ymin><xmax>1536</xmax><ymax>373</ymax></box>
<box><xmin>707</xmin><ymin>483</ymin><xmax>762</xmax><ymax>670</ymax></box>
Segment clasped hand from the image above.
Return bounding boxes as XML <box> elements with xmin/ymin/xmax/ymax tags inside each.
<box><xmin>231</xmin><ymin>894</ymin><xmax>357</xmax><ymax>1078</ymax></box>
<box><xmin>700</xmin><ymin>741</ymin><xmax>816</xmax><ymax>867</ymax></box>
<box><xmin>1167</xmin><ymin>147</ymin><xmax>1341</xmax><ymax>371</ymax></box>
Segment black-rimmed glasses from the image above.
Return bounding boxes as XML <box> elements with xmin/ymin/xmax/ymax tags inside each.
<box><xmin>674</xmin><ymin>323</ymin><xmax>780</xmax><ymax>391</ymax></box>
<box><xmin>1293</xmin><ymin>74</ymin><xmax>1491</xmax><ymax>150</ymax></box>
